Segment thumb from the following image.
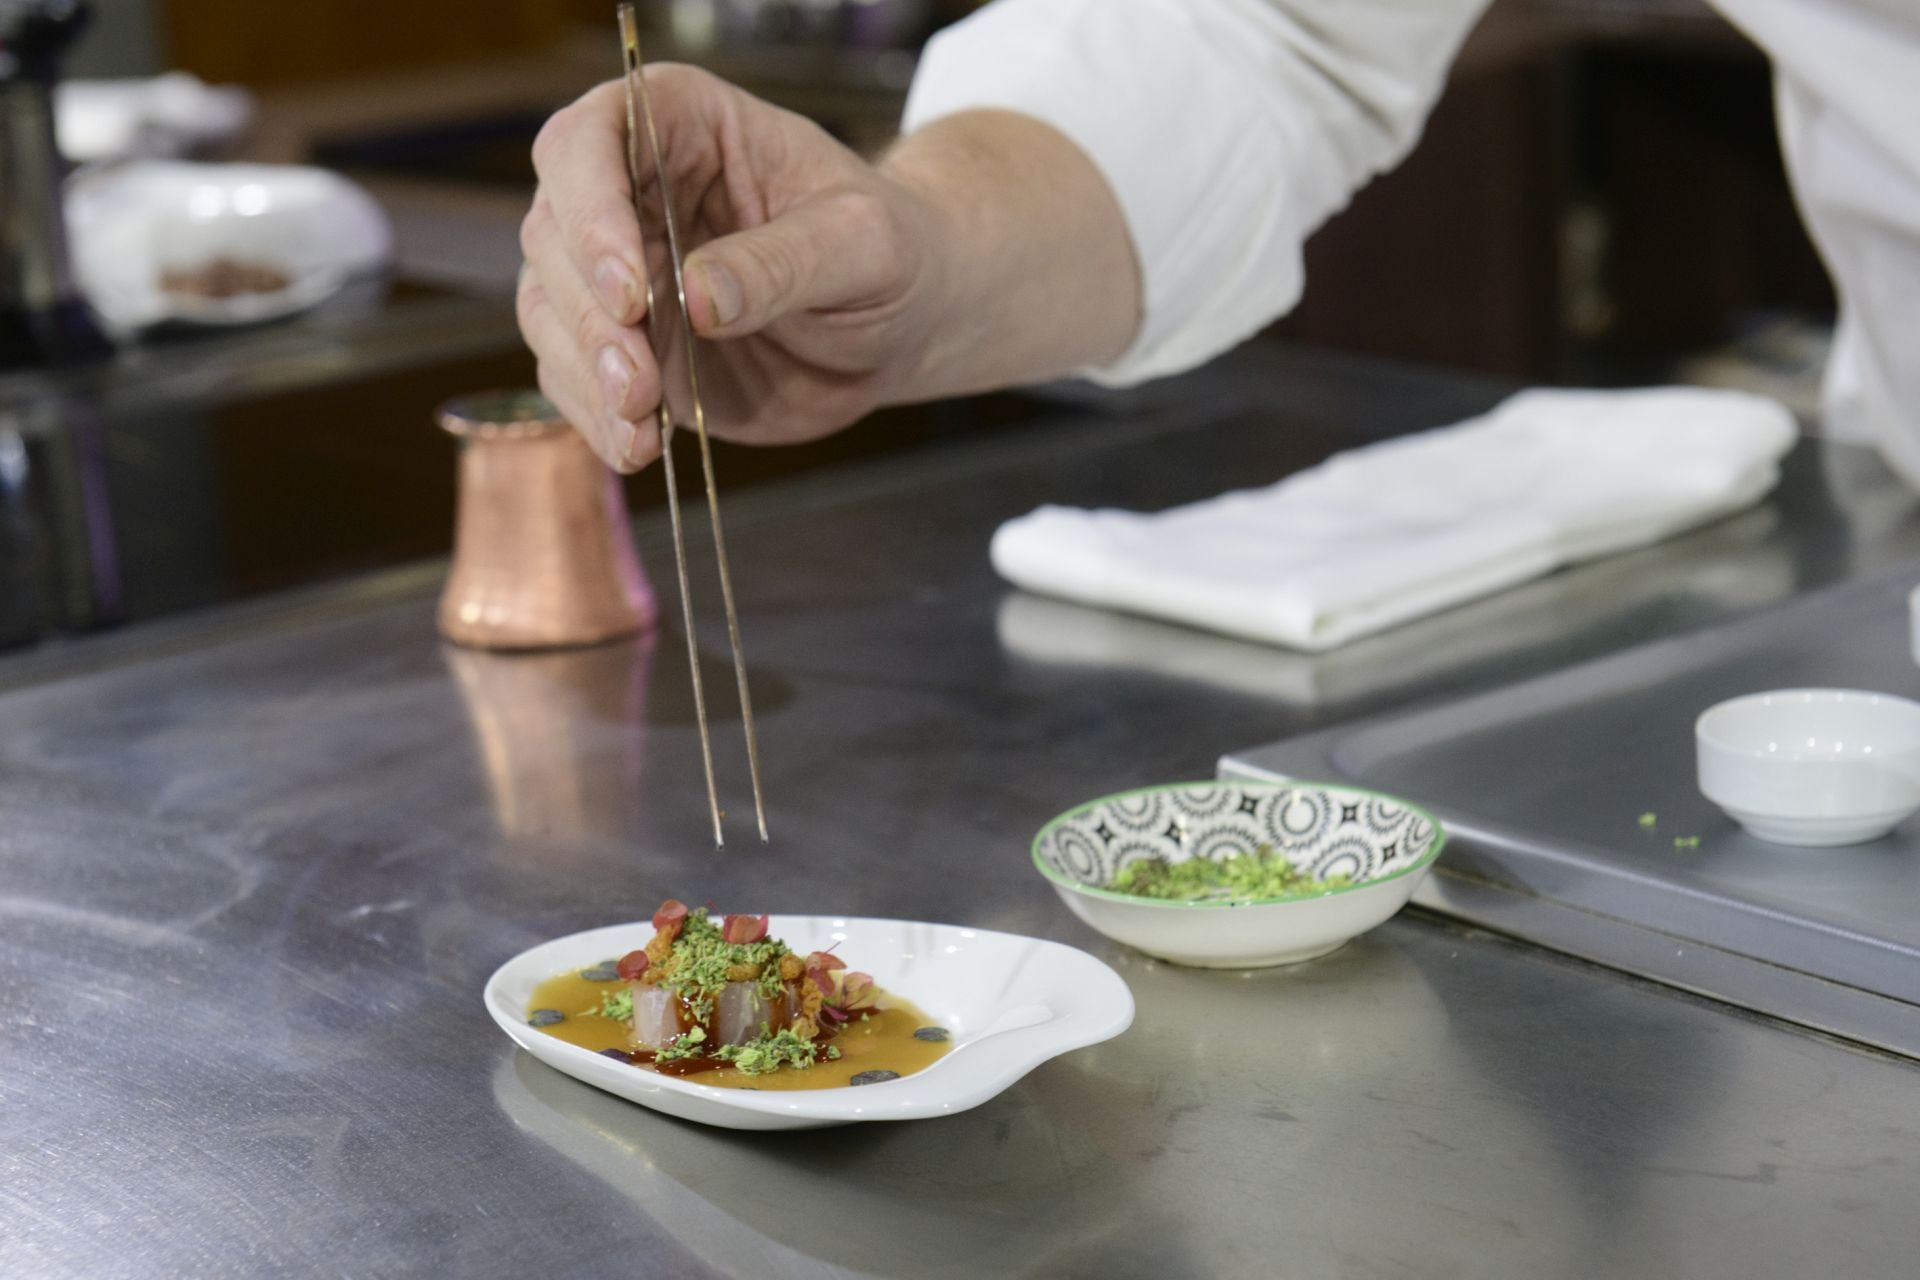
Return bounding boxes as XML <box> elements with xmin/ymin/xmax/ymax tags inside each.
<box><xmin>684</xmin><ymin>192</ymin><xmax>895</xmax><ymax>337</ymax></box>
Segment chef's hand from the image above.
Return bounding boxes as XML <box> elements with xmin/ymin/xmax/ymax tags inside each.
<box><xmin>518</xmin><ymin>66</ymin><xmax>1141</xmax><ymax>472</ymax></box>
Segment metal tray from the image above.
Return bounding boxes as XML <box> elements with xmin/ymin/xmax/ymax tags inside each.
<box><xmin>1222</xmin><ymin>568</ymin><xmax>1920</xmax><ymax>1059</ymax></box>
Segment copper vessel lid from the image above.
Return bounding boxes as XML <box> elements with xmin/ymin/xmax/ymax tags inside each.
<box><xmin>438</xmin><ymin>390</ymin><xmax>570</xmax><ymax>440</ymax></box>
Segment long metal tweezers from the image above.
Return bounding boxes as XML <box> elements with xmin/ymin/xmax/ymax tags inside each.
<box><xmin>618</xmin><ymin>3</ymin><xmax>767</xmax><ymax>846</ymax></box>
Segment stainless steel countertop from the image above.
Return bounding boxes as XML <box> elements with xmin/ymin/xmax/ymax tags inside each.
<box><xmin>5</xmin><ymin>348</ymin><xmax>1918</xmax><ymax>1278</ymax></box>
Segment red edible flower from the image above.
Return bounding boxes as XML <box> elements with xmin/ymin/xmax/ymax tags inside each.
<box><xmin>722</xmin><ymin>913</ymin><xmax>769</xmax><ymax>945</ymax></box>
<box><xmin>615</xmin><ymin>949</ymin><xmax>650</xmax><ymax>980</ymax></box>
<box><xmin>816</xmin><ymin>968</ymin><xmax>877</xmax><ymax>1025</ymax></box>
<box><xmin>838</xmin><ymin>971</ymin><xmax>875</xmax><ymax>1010</ymax></box>
<box><xmin>652</xmin><ymin>899</ymin><xmax>689</xmax><ymax>930</ymax></box>
<box><xmin>803</xmin><ymin>950</ymin><xmax>844</xmax><ymax>995</ymax></box>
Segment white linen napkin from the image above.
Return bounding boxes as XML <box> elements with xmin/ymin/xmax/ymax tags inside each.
<box><xmin>990</xmin><ymin>386</ymin><xmax>1798</xmax><ymax>652</ymax></box>
<box><xmin>58</xmin><ymin>74</ymin><xmax>254</xmax><ymax>164</ymax></box>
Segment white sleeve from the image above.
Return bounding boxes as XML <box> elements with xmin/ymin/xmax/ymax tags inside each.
<box><xmin>901</xmin><ymin>0</ymin><xmax>1491</xmax><ymax>386</ymax></box>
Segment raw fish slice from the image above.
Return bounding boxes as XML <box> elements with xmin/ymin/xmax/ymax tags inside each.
<box><xmin>631</xmin><ymin>984</ymin><xmax>680</xmax><ymax>1048</ymax></box>
<box><xmin>629</xmin><ymin>981</ymin><xmax>799</xmax><ymax>1048</ymax></box>
<box><xmin>714</xmin><ymin>982</ymin><xmax>797</xmax><ymax>1044</ymax></box>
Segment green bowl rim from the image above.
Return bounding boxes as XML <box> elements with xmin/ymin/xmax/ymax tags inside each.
<box><xmin>1030</xmin><ymin>779</ymin><xmax>1448</xmax><ymax>910</ymax></box>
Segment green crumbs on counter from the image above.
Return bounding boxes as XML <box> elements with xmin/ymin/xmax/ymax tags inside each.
<box><xmin>1673</xmin><ymin>835</ymin><xmax>1701</xmax><ymax>850</ymax></box>
<box><xmin>1108</xmin><ymin>847</ymin><xmax>1351</xmax><ymax>903</ymax></box>
<box><xmin>1638</xmin><ymin>812</ymin><xmax>1658</xmax><ymax>829</ymax></box>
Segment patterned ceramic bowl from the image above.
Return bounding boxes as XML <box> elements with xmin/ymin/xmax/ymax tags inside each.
<box><xmin>1032</xmin><ymin>781</ymin><xmax>1446</xmax><ymax>968</ymax></box>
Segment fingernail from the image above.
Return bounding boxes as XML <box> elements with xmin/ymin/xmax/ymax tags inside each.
<box><xmin>696</xmin><ymin>261</ymin><xmax>741</xmax><ymax>327</ymax></box>
<box><xmin>598</xmin><ymin>345</ymin><xmax>636</xmax><ymax>413</ymax></box>
<box><xmin>595</xmin><ymin>257</ymin><xmax>638</xmax><ymax>318</ymax></box>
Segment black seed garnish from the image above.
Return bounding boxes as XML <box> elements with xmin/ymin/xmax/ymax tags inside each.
<box><xmin>528</xmin><ymin>1008</ymin><xmax>565</xmax><ymax>1027</ymax></box>
<box><xmin>911</xmin><ymin>1026</ymin><xmax>949</xmax><ymax>1043</ymax></box>
<box><xmin>578</xmin><ymin>962</ymin><xmax>621</xmax><ymax>982</ymax></box>
<box><xmin>849</xmin><ymin>1070</ymin><xmax>900</xmax><ymax>1086</ymax></box>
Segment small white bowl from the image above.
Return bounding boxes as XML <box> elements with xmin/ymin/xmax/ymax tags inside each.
<box><xmin>1696</xmin><ymin>688</ymin><xmax>1920</xmax><ymax>846</ymax></box>
<box><xmin>66</xmin><ymin>160</ymin><xmax>392</xmax><ymax>334</ymax></box>
<box><xmin>1031</xmin><ymin>781</ymin><xmax>1445</xmax><ymax>968</ymax></box>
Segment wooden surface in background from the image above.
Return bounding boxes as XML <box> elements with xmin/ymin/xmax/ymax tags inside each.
<box><xmin>1272</xmin><ymin>43</ymin><xmax>1565</xmax><ymax>381</ymax></box>
<box><xmin>1268</xmin><ymin>0</ymin><xmax>1830</xmax><ymax>383</ymax></box>
<box><xmin>161</xmin><ymin>0</ymin><xmax>590</xmax><ymax>85</ymax></box>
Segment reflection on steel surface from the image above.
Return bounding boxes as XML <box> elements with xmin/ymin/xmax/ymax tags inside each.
<box><xmin>445</xmin><ymin>633</ymin><xmax>654</xmax><ymax>843</ymax></box>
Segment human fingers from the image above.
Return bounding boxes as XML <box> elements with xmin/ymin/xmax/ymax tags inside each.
<box><xmin>530</xmin><ymin>81</ymin><xmax>650</xmax><ymax>327</ymax></box>
<box><xmin>519</xmin><ymin>195</ymin><xmax>660</xmax><ymax>423</ymax></box>
<box><xmin>682</xmin><ymin>188</ymin><xmax>912</xmax><ymax>338</ymax></box>
<box><xmin>516</xmin><ymin>268</ymin><xmax>663</xmax><ymax>473</ymax></box>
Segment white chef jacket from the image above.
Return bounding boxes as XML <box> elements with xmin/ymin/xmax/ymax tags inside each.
<box><xmin>902</xmin><ymin>0</ymin><xmax>1920</xmax><ymax>485</ymax></box>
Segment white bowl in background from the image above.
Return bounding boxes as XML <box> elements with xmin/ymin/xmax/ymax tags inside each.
<box><xmin>1031</xmin><ymin>781</ymin><xmax>1445</xmax><ymax>968</ymax></box>
<box><xmin>66</xmin><ymin>160</ymin><xmax>392</xmax><ymax>334</ymax></box>
<box><xmin>1696</xmin><ymin>688</ymin><xmax>1920</xmax><ymax>846</ymax></box>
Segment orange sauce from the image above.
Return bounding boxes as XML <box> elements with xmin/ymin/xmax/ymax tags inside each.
<box><xmin>525</xmin><ymin>969</ymin><xmax>951</xmax><ymax>1091</ymax></box>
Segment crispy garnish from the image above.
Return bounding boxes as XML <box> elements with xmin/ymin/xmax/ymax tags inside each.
<box><xmin>644</xmin><ymin>929</ymin><xmax>676</xmax><ymax>971</ymax></box>
<box><xmin>799</xmin><ymin>975</ymin><xmax>825</xmax><ymax>1024</ymax></box>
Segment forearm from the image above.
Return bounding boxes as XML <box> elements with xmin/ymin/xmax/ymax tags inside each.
<box><xmin>898</xmin><ymin>0</ymin><xmax>1491</xmax><ymax>386</ymax></box>
<box><xmin>877</xmin><ymin>109</ymin><xmax>1142</xmax><ymax>403</ymax></box>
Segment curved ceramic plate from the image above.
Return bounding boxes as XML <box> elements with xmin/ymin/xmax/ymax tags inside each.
<box><xmin>483</xmin><ymin>916</ymin><xmax>1135</xmax><ymax>1131</ymax></box>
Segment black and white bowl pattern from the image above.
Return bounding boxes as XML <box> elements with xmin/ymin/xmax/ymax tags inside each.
<box><xmin>1035</xmin><ymin>781</ymin><xmax>1441</xmax><ymax>900</ymax></box>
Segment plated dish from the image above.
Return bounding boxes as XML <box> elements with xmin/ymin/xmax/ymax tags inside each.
<box><xmin>1033</xmin><ymin>781</ymin><xmax>1445</xmax><ymax>967</ymax></box>
<box><xmin>485</xmin><ymin>913</ymin><xmax>1134</xmax><ymax>1130</ymax></box>
<box><xmin>524</xmin><ymin>901</ymin><xmax>952</xmax><ymax>1090</ymax></box>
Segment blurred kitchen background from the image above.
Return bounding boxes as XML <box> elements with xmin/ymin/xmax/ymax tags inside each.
<box><xmin>0</xmin><ymin>0</ymin><xmax>1832</xmax><ymax>653</ymax></box>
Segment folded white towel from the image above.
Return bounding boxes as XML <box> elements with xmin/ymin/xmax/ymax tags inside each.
<box><xmin>58</xmin><ymin>74</ymin><xmax>254</xmax><ymax>164</ymax></box>
<box><xmin>990</xmin><ymin>387</ymin><xmax>1798</xmax><ymax>652</ymax></box>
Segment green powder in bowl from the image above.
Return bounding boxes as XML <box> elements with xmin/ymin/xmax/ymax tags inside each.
<box><xmin>1108</xmin><ymin>846</ymin><xmax>1351</xmax><ymax>903</ymax></box>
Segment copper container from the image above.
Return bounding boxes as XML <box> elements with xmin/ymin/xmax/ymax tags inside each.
<box><xmin>437</xmin><ymin>390</ymin><xmax>655</xmax><ymax>650</ymax></box>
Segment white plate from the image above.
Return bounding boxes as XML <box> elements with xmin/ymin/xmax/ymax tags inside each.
<box><xmin>483</xmin><ymin>916</ymin><xmax>1135</xmax><ymax>1131</ymax></box>
<box><xmin>65</xmin><ymin>160</ymin><xmax>392</xmax><ymax>334</ymax></box>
